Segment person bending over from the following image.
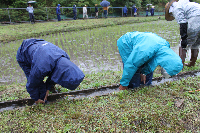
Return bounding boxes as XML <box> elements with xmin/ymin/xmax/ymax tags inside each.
<box><xmin>16</xmin><ymin>39</ymin><xmax>85</xmax><ymax>104</ymax></box>
<box><xmin>117</xmin><ymin>31</ymin><xmax>183</xmax><ymax>90</ymax></box>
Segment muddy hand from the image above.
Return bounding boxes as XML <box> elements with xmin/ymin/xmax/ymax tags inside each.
<box><xmin>35</xmin><ymin>99</ymin><xmax>45</xmax><ymax>104</ymax></box>
<box><xmin>119</xmin><ymin>85</ymin><xmax>128</xmax><ymax>90</ymax></box>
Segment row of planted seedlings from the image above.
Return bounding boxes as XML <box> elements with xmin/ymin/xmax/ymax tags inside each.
<box><xmin>0</xmin><ymin>20</ymin><xmax>183</xmax><ymax>102</ymax></box>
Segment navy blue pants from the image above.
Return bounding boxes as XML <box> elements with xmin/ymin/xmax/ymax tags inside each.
<box><xmin>128</xmin><ymin>68</ymin><xmax>153</xmax><ymax>88</ymax></box>
<box><xmin>123</xmin><ymin>64</ymin><xmax>153</xmax><ymax>88</ymax></box>
<box><xmin>29</xmin><ymin>13</ymin><xmax>35</xmax><ymax>22</ymax></box>
<box><xmin>124</xmin><ymin>13</ymin><xmax>127</xmax><ymax>17</ymax></box>
<box><xmin>57</xmin><ymin>14</ymin><xmax>61</xmax><ymax>21</ymax></box>
<box><xmin>104</xmin><ymin>10</ymin><xmax>107</xmax><ymax>18</ymax></box>
<box><xmin>73</xmin><ymin>13</ymin><xmax>77</xmax><ymax>20</ymax></box>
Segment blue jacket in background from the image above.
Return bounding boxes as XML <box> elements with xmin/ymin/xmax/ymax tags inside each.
<box><xmin>56</xmin><ymin>6</ymin><xmax>61</xmax><ymax>15</ymax></box>
<box><xmin>16</xmin><ymin>39</ymin><xmax>85</xmax><ymax>101</ymax></box>
<box><xmin>117</xmin><ymin>31</ymin><xmax>183</xmax><ymax>86</ymax></box>
<box><xmin>133</xmin><ymin>7</ymin><xmax>137</xmax><ymax>13</ymax></box>
<box><xmin>73</xmin><ymin>5</ymin><xmax>77</xmax><ymax>13</ymax></box>
<box><xmin>123</xmin><ymin>6</ymin><xmax>128</xmax><ymax>13</ymax></box>
<box><xmin>150</xmin><ymin>8</ymin><xmax>155</xmax><ymax>15</ymax></box>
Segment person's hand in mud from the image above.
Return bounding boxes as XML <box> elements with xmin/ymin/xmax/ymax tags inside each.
<box><xmin>119</xmin><ymin>85</ymin><xmax>128</xmax><ymax>90</ymax></box>
<box><xmin>140</xmin><ymin>74</ymin><xmax>146</xmax><ymax>84</ymax></box>
<box><xmin>44</xmin><ymin>90</ymin><xmax>49</xmax><ymax>101</ymax></box>
<box><xmin>35</xmin><ymin>99</ymin><xmax>45</xmax><ymax>104</ymax></box>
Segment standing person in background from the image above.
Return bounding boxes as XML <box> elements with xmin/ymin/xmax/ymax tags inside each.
<box><xmin>123</xmin><ymin>5</ymin><xmax>128</xmax><ymax>17</ymax></box>
<box><xmin>103</xmin><ymin>6</ymin><xmax>108</xmax><ymax>18</ymax></box>
<box><xmin>150</xmin><ymin>6</ymin><xmax>155</xmax><ymax>16</ymax></box>
<box><xmin>26</xmin><ymin>4</ymin><xmax>35</xmax><ymax>23</ymax></box>
<box><xmin>83</xmin><ymin>5</ymin><xmax>88</xmax><ymax>19</ymax></box>
<box><xmin>95</xmin><ymin>4</ymin><xmax>99</xmax><ymax>19</ymax></box>
<box><xmin>146</xmin><ymin>7</ymin><xmax>149</xmax><ymax>17</ymax></box>
<box><xmin>56</xmin><ymin>4</ymin><xmax>61</xmax><ymax>21</ymax></box>
<box><xmin>100</xmin><ymin>0</ymin><xmax>110</xmax><ymax>18</ymax></box>
<box><xmin>132</xmin><ymin>5</ymin><xmax>137</xmax><ymax>17</ymax></box>
<box><xmin>73</xmin><ymin>4</ymin><xmax>77</xmax><ymax>20</ymax></box>
<box><xmin>165</xmin><ymin>0</ymin><xmax>200</xmax><ymax>67</ymax></box>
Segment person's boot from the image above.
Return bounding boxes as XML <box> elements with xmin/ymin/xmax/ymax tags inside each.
<box><xmin>179</xmin><ymin>47</ymin><xmax>187</xmax><ymax>65</ymax></box>
<box><xmin>186</xmin><ymin>49</ymin><xmax>199</xmax><ymax>67</ymax></box>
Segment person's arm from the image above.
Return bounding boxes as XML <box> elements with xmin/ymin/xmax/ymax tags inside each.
<box><xmin>180</xmin><ymin>23</ymin><xmax>188</xmax><ymax>48</ymax></box>
<box><xmin>59</xmin><ymin>8</ymin><xmax>61</xmax><ymax>14</ymax></box>
<box><xmin>56</xmin><ymin>8</ymin><xmax>58</xmax><ymax>14</ymax></box>
<box><xmin>44</xmin><ymin>90</ymin><xmax>49</xmax><ymax>101</ymax></box>
<box><xmin>172</xmin><ymin>4</ymin><xmax>187</xmax><ymax>24</ymax></box>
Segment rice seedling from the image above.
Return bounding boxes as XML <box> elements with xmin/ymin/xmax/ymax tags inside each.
<box><xmin>0</xmin><ymin>18</ymin><xmax>200</xmax><ymax>102</ymax></box>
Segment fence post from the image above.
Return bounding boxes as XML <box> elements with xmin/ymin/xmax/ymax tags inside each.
<box><xmin>112</xmin><ymin>7</ymin><xmax>114</xmax><ymax>17</ymax></box>
<box><xmin>131</xmin><ymin>8</ymin><xmax>132</xmax><ymax>17</ymax></box>
<box><xmin>46</xmin><ymin>7</ymin><xmax>48</xmax><ymax>20</ymax></box>
<box><xmin>90</xmin><ymin>7</ymin><xmax>92</xmax><ymax>18</ymax></box>
<box><xmin>7</xmin><ymin>9</ymin><xmax>11</xmax><ymax>23</ymax></box>
<box><xmin>122</xmin><ymin>8</ymin><xmax>123</xmax><ymax>17</ymax></box>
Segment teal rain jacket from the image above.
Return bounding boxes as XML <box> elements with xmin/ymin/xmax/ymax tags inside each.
<box><xmin>117</xmin><ymin>31</ymin><xmax>183</xmax><ymax>86</ymax></box>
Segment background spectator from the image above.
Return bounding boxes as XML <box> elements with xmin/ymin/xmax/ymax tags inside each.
<box><xmin>83</xmin><ymin>5</ymin><xmax>88</xmax><ymax>19</ymax></box>
<box><xmin>56</xmin><ymin>4</ymin><xmax>61</xmax><ymax>21</ymax></box>
<box><xmin>146</xmin><ymin>7</ymin><xmax>149</xmax><ymax>17</ymax></box>
<box><xmin>73</xmin><ymin>4</ymin><xmax>77</xmax><ymax>20</ymax></box>
<box><xmin>123</xmin><ymin>5</ymin><xmax>128</xmax><ymax>17</ymax></box>
<box><xmin>132</xmin><ymin>5</ymin><xmax>137</xmax><ymax>17</ymax></box>
<box><xmin>95</xmin><ymin>4</ymin><xmax>99</xmax><ymax>19</ymax></box>
<box><xmin>26</xmin><ymin>4</ymin><xmax>35</xmax><ymax>23</ymax></box>
<box><xmin>150</xmin><ymin>6</ymin><xmax>155</xmax><ymax>16</ymax></box>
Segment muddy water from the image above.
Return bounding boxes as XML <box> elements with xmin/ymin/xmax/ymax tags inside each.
<box><xmin>1</xmin><ymin>71</ymin><xmax>200</xmax><ymax>112</ymax></box>
<box><xmin>0</xmin><ymin>20</ymin><xmax>200</xmax><ymax>85</ymax></box>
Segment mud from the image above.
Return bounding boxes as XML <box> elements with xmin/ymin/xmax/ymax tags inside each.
<box><xmin>1</xmin><ymin>70</ymin><xmax>200</xmax><ymax>112</ymax></box>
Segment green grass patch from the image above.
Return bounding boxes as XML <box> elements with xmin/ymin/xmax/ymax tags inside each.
<box><xmin>0</xmin><ymin>76</ymin><xmax>199</xmax><ymax>132</ymax></box>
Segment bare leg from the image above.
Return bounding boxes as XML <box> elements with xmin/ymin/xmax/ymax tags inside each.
<box><xmin>179</xmin><ymin>47</ymin><xmax>187</xmax><ymax>66</ymax></box>
<box><xmin>186</xmin><ymin>49</ymin><xmax>199</xmax><ymax>67</ymax></box>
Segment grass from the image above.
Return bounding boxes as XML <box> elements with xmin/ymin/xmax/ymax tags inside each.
<box><xmin>0</xmin><ymin>76</ymin><xmax>199</xmax><ymax>132</ymax></box>
<box><xmin>0</xmin><ymin>16</ymin><xmax>164</xmax><ymax>43</ymax></box>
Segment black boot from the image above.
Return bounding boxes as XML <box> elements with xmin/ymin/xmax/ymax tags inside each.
<box><xmin>186</xmin><ymin>49</ymin><xmax>199</xmax><ymax>67</ymax></box>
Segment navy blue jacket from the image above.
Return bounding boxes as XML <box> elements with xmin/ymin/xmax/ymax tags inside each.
<box><xmin>123</xmin><ymin>6</ymin><xmax>128</xmax><ymax>13</ymax></box>
<box><xmin>150</xmin><ymin>8</ymin><xmax>155</xmax><ymax>14</ymax></box>
<box><xmin>16</xmin><ymin>39</ymin><xmax>85</xmax><ymax>101</ymax></box>
<box><xmin>73</xmin><ymin>5</ymin><xmax>77</xmax><ymax>13</ymax></box>
<box><xmin>56</xmin><ymin>6</ymin><xmax>61</xmax><ymax>15</ymax></box>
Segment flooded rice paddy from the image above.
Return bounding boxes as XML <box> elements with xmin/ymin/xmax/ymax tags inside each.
<box><xmin>0</xmin><ymin>20</ymin><xmax>200</xmax><ymax>85</ymax></box>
